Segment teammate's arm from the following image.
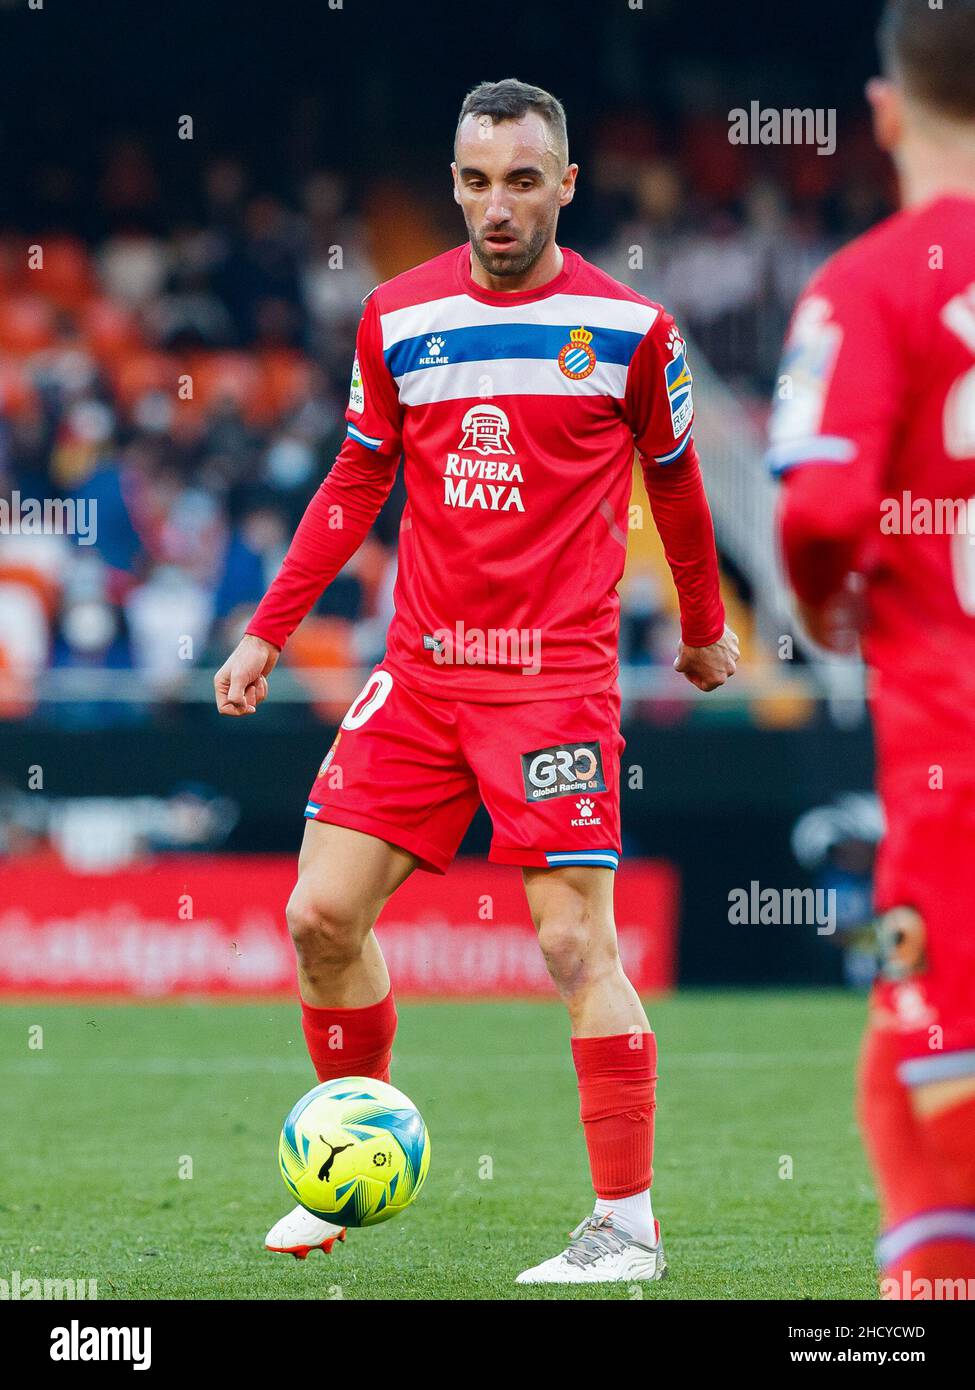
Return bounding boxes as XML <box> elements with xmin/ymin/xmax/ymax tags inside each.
<box><xmin>625</xmin><ymin>312</ymin><xmax>738</xmax><ymax>692</ymax></box>
<box><xmin>769</xmin><ymin>274</ymin><xmax>904</xmax><ymax>650</ymax></box>
<box><xmin>214</xmin><ymin>294</ymin><xmax>403</xmax><ymax>716</ymax></box>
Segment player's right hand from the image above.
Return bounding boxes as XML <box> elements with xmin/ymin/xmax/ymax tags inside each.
<box><xmin>213</xmin><ymin>634</ymin><xmax>280</xmax><ymax>716</ymax></box>
<box><xmin>674</xmin><ymin>624</ymin><xmax>740</xmax><ymax>692</ymax></box>
<box><xmin>796</xmin><ymin>574</ymin><xmax>865</xmax><ymax>655</ymax></box>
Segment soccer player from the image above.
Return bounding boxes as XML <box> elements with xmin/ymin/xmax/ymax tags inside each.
<box><xmin>215</xmin><ymin>79</ymin><xmax>737</xmax><ymax>1283</ymax></box>
<box><xmin>771</xmin><ymin>0</ymin><xmax>975</xmax><ymax>1299</ymax></box>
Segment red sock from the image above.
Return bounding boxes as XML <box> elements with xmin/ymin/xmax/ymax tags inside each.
<box><xmin>300</xmin><ymin>990</ymin><xmax>397</xmax><ymax>1084</ymax></box>
<box><xmin>571</xmin><ymin>1032</ymin><xmax>656</xmax><ymax>1199</ymax></box>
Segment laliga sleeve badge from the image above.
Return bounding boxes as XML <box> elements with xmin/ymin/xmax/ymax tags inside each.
<box><xmin>558</xmin><ymin>326</ymin><xmax>596</xmax><ymax>380</ymax></box>
<box><xmin>348</xmin><ymin>353</ymin><xmax>365</xmax><ymax>413</ymax></box>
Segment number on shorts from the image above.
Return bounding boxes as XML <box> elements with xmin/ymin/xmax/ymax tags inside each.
<box><xmin>341</xmin><ymin>670</ymin><xmax>393</xmax><ymax>729</ymax></box>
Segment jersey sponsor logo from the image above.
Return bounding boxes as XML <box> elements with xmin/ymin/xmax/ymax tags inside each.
<box><xmin>447</xmin><ymin>406</ymin><xmax>523</xmax><ymax>510</ymax></box>
<box><xmin>557</xmin><ymin>325</ymin><xmax>597</xmax><ymax>380</ymax></box>
<box><xmin>520</xmin><ymin>741</ymin><xmax>607</xmax><ymax>803</ymax></box>
<box><xmin>419</xmin><ymin>334</ymin><xmax>449</xmax><ymax>367</ymax></box>
<box><xmin>348</xmin><ymin>352</ymin><xmax>365</xmax><ymax>413</ymax></box>
<box><xmin>458</xmin><ymin>403</ymin><xmax>515</xmax><ymax>455</ymax></box>
<box><xmin>665</xmin><ymin>333</ymin><xmax>694</xmax><ymax>438</ymax></box>
<box><xmin>442</xmin><ymin>455</ymin><xmax>525</xmax><ymax>511</ymax></box>
<box><xmin>769</xmin><ymin>295</ymin><xmax>842</xmax><ymax>447</ymax></box>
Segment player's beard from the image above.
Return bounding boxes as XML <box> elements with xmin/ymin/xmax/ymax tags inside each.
<box><xmin>469</xmin><ymin>219</ymin><xmax>553</xmax><ymax>280</ymax></box>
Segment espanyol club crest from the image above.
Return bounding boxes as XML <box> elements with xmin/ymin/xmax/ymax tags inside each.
<box><xmin>458</xmin><ymin>403</ymin><xmax>515</xmax><ymax>455</ymax></box>
<box><xmin>557</xmin><ymin>325</ymin><xmax>596</xmax><ymax>380</ymax></box>
<box><xmin>317</xmin><ymin>731</ymin><xmax>342</xmax><ymax>778</ymax></box>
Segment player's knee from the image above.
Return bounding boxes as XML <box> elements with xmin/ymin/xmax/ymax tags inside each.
<box><xmin>536</xmin><ymin>914</ymin><xmax>616</xmax><ymax>994</ymax></box>
<box><xmin>285</xmin><ymin>885</ymin><xmax>365</xmax><ymax>970</ymax></box>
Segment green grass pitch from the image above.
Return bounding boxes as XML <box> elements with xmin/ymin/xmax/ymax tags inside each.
<box><xmin>0</xmin><ymin>992</ymin><xmax>879</xmax><ymax>1300</ymax></box>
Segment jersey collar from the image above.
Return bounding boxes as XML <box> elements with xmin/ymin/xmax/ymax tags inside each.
<box><xmin>456</xmin><ymin>242</ymin><xmax>579</xmax><ymax>306</ymax></box>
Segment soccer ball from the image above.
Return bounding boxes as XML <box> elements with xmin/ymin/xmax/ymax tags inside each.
<box><xmin>278</xmin><ymin>1076</ymin><xmax>431</xmax><ymax>1227</ymax></box>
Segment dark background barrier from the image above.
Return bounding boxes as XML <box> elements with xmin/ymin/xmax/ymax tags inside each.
<box><xmin>0</xmin><ymin>714</ymin><xmax>876</xmax><ymax>987</ymax></box>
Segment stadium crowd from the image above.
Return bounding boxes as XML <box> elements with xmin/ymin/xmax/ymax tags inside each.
<box><xmin>0</xmin><ymin>119</ymin><xmax>893</xmax><ymax>722</ymax></box>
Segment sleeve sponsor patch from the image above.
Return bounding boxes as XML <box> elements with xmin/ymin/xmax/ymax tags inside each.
<box><xmin>769</xmin><ymin>295</ymin><xmax>842</xmax><ymax>447</ymax></box>
<box><xmin>665</xmin><ymin>341</ymin><xmax>694</xmax><ymax>439</ymax></box>
<box><xmin>348</xmin><ymin>352</ymin><xmax>365</xmax><ymax>413</ymax></box>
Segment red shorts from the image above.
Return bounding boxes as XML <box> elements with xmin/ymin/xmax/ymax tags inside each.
<box><xmin>871</xmin><ymin>785</ymin><xmax>975</xmax><ymax>1076</ymax></box>
<box><xmin>304</xmin><ymin>666</ymin><xmax>624</xmax><ymax>874</ymax></box>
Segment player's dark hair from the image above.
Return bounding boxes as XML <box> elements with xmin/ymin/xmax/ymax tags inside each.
<box><xmin>455</xmin><ymin>79</ymin><xmax>569</xmax><ymax>167</ymax></box>
<box><xmin>878</xmin><ymin>0</ymin><xmax>975</xmax><ymax>118</ymax></box>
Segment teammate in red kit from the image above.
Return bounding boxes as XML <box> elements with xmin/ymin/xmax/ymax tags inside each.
<box><xmin>772</xmin><ymin>0</ymin><xmax>975</xmax><ymax>1300</ymax></box>
<box><xmin>215</xmin><ymin>79</ymin><xmax>737</xmax><ymax>1282</ymax></box>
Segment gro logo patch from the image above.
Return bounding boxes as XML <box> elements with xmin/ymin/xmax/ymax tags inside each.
<box><xmin>520</xmin><ymin>742</ymin><xmax>607</xmax><ymax>802</ymax></box>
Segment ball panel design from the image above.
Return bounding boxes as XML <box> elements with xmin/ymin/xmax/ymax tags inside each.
<box><xmin>278</xmin><ymin>1076</ymin><xmax>430</xmax><ymax>1228</ymax></box>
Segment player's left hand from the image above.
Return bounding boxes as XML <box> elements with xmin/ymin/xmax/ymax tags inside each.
<box><xmin>674</xmin><ymin>624</ymin><xmax>739</xmax><ymax>692</ymax></box>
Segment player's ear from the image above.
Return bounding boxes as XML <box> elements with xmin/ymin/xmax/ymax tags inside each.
<box><xmin>866</xmin><ymin>77</ymin><xmax>903</xmax><ymax>155</ymax></box>
<box><xmin>450</xmin><ymin>161</ymin><xmax>461</xmax><ymax>206</ymax></box>
<box><xmin>559</xmin><ymin>163</ymin><xmax>579</xmax><ymax>208</ymax></box>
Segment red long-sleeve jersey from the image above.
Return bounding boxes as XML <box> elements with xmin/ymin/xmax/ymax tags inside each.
<box><xmin>249</xmin><ymin>242</ymin><xmax>725</xmax><ymax>700</ymax></box>
<box><xmin>771</xmin><ymin>194</ymin><xmax>975</xmax><ymax>796</ymax></box>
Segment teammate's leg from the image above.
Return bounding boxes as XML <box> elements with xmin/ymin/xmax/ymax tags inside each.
<box><xmin>859</xmin><ymin>821</ymin><xmax>975</xmax><ymax>1297</ymax></box>
<box><xmin>516</xmin><ymin>863</ymin><xmax>664</xmax><ymax>1282</ymax></box>
<box><xmin>862</xmin><ymin>1029</ymin><xmax>975</xmax><ymax>1297</ymax></box>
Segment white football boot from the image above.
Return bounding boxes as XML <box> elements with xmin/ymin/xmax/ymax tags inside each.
<box><xmin>265</xmin><ymin>1205</ymin><xmax>347</xmax><ymax>1260</ymax></box>
<box><xmin>516</xmin><ymin>1213</ymin><xmax>668</xmax><ymax>1285</ymax></box>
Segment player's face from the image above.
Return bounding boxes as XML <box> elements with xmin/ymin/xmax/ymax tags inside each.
<box><xmin>452</xmin><ymin>113</ymin><xmax>577</xmax><ymax>279</ymax></box>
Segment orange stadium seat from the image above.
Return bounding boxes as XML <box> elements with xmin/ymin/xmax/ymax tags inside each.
<box><xmin>110</xmin><ymin>350</ymin><xmax>180</xmax><ymax>412</ymax></box>
<box><xmin>364</xmin><ymin>182</ymin><xmax>449</xmax><ymax>278</ymax></box>
<box><xmin>79</xmin><ymin>296</ymin><xmax>142</xmax><ymax>366</ymax></box>
<box><xmin>26</xmin><ymin>235</ymin><xmax>95</xmax><ymax>312</ymax></box>
<box><xmin>0</xmin><ymin>360</ymin><xmax>40</xmax><ymax>420</ymax></box>
<box><xmin>259</xmin><ymin>348</ymin><xmax>314</xmax><ymax>417</ymax></box>
<box><xmin>0</xmin><ymin>295</ymin><xmax>58</xmax><ymax>355</ymax></box>
<box><xmin>285</xmin><ymin>617</ymin><xmax>359</xmax><ymax>722</ymax></box>
<box><xmin>190</xmin><ymin>351</ymin><xmax>271</xmax><ymax>426</ymax></box>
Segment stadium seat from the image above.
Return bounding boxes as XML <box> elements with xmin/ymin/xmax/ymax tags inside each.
<box><xmin>259</xmin><ymin>348</ymin><xmax>314</xmax><ymax>417</ymax></box>
<box><xmin>0</xmin><ymin>295</ymin><xmax>58</xmax><ymax>355</ymax></box>
<box><xmin>191</xmin><ymin>351</ymin><xmax>270</xmax><ymax>426</ymax></box>
<box><xmin>80</xmin><ymin>297</ymin><xmax>142</xmax><ymax>366</ymax></box>
<box><xmin>24</xmin><ymin>235</ymin><xmax>95</xmax><ymax>312</ymax></box>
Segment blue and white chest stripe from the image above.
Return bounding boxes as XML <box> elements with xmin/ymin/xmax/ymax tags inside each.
<box><xmin>380</xmin><ymin>293</ymin><xmax>659</xmax><ymax>406</ymax></box>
